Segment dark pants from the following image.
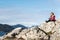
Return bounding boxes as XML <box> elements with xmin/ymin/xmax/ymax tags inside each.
<box><xmin>46</xmin><ymin>20</ymin><xmax>56</xmax><ymax>23</ymax></box>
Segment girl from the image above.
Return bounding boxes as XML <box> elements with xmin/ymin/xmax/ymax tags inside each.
<box><xmin>46</xmin><ymin>12</ymin><xmax>56</xmax><ymax>23</ymax></box>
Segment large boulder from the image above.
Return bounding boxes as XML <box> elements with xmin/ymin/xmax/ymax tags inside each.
<box><xmin>2</xmin><ymin>20</ymin><xmax>60</xmax><ymax>40</ymax></box>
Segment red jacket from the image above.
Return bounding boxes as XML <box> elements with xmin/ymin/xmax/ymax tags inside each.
<box><xmin>49</xmin><ymin>15</ymin><xmax>56</xmax><ymax>21</ymax></box>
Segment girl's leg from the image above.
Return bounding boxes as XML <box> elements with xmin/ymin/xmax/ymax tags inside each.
<box><xmin>46</xmin><ymin>20</ymin><xmax>51</xmax><ymax>23</ymax></box>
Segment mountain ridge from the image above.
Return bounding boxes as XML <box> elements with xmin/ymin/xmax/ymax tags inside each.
<box><xmin>0</xmin><ymin>24</ymin><xmax>27</xmax><ymax>36</ymax></box>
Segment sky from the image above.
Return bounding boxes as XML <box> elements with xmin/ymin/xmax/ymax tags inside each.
<box><xmin>0</xmin><ymin>0</ymin><xmax>60</xmax><ymax>27</ymax></box>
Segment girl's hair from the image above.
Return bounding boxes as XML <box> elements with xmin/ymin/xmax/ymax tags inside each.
<box><xmin>51</xmin><ymin>12</ymin><xmax>54</xmax><ymax>15</ymax></box>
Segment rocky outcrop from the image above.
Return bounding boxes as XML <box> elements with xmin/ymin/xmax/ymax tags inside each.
<box><xmin>1</xmin><ymin>20</ymin><xmax>60</xmax><ymax>40</ymax></box>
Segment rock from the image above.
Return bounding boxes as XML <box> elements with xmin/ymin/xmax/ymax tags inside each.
<box><xmin>1</xmin><ymin>20</ymin><xmax>60</xmax><ymax>40</ymax></box>
<box><xmin>5</xmin><ymin>27</ymin><xmax>22</xmax><ymax>38</ymax></box>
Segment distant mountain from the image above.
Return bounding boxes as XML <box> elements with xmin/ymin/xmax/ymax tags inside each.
<box><xmin>0</xmin><ymin>24</ymin><xmax>27</xmax><ymax>33</ymax></box>
<box><xmin>0</xmin><ymin>24</ymin><xmax>28</xmax><ymax>36</ymax></box>
<box><xmin>12</xmin><ymin>24</ymin><xmax>28</xmax><ymax>29</ymax></box>
<box><xmin>0</xmin><ymin>24</ymin><xmax>14</xmax><ymax>36</ymax></box>
<box><xmin>0</xmin><ymin>24</ymin><xmax>14</xmax><ymax>33</ymax></box>
<box><xmin>0</xmin><ymin>31</ymin><xmax>6</xmax><ymax>36</ymax></box>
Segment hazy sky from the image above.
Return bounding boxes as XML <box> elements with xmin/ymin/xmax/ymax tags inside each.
<box><xmin>0</xmin><ymin>0</ymin><xmax>60</xmax><ymax>27</ymax></box>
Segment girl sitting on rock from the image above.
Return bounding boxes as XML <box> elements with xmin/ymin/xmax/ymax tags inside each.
<box><xmin>46</xmin><ymin>12</ymin><xmax>56</xmax><ymax>23</ymax></box>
